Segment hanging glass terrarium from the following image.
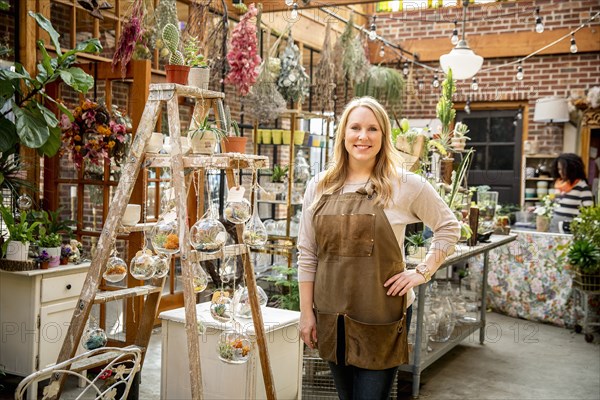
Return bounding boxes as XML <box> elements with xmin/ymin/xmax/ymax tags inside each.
<box><xmin>192</xmin><ymin>262</ymin><xmax>209</xmax><ymax>293</ymax></box>
<box><xmin>232</xmin><ymin>285</ymin><xmax>268</xmax><ymax>319</ymax></box>
<box><xmin>210</xmin><ymin>290</ymin><xmax>233</xmax><ymax>323</ymax></box>
<box><xmin>152</xmin><ymin>254</ymin><xmax>171</xmax><ymax>279</ymax></box>
<box><xmin>217</xmin><ymin>330</ymin><xmax>252</xmax><ymax>364</ymax></box>
<box><xmin>129</xmin><ymin>249</ymin><xmax>156</xmax><ymax>280</ymax></box>
<box><xmin>220</xmin><ymin>255</ymin><xmax>237</xmax><ymax>284</ymax></box>
<box><xmin>149</xmin><ymin>209</ymin><xmax>180</xmax><ymax>255</ymax></box>
<box><xmin>243</xmin><ymin>187</ymin><xmax>268</xmax><ymax>248</ymax></box>
<box><xmin>17</xmin><ymin>194</ymin><xmax>33</xmax><ymax>211</ymax></box>
<box><xmin>81</xmin><ymin>319</ymin><xmax>107</xmax><ymax>350</ymax></box>
<box><xmin>103</xmin><ymin>253</ymin><xmax>128</xmax><ymax>283</ymax></box>
<box><xmin>189</xmin><ymin>214</ymin><xmax>228</xmax><ymax>253</ymax></box>
<box><xmin>223</xmin><ymin>198</ymin><xmax>252</xmax><ymax>225</ymax></box>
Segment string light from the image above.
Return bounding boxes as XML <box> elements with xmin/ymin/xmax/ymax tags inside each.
<box><xmin>517</xmin><ymin>108</ymin><xmax>523</xmax><ymax>120</ymax></box>
<box><xmin>379</xmin><ymin>45</ymin><xmax>385</xmax><ymax>58</ymax></box>
<box><xmin>451</xmin><ymin>20</ymin><xmax>459</xmax><ymax>45</ymax></box>
<box><xmin>417</xmin><ymin>77</ymin><xmax>424</xmax><ymax>92</ymax></box>
<box><xmin>535</xmin><ymin>8</ymin><xmax>544</xmax><ymax>33</ymax></box>
<box><xmin>432</xmin><ymin>73</ymin><xmax>439</xmax><ymax>88</ymax></box>
<box><xmin>570</xmin><ymin>34</ymin><xmax>578</xmax><ymax>53</ymax></box>
<box><xmin>369</xmin><ymin>16</ymin><xmax>377</xmax><ymax>41</ymax></box>
<box><xmin>291</xmin><ymin>3</ymin><xmax>299</xmax><ymax>19</ymax></box>
<box><xmin>402</xmin><ymin>62</ymin><xmax>409</xmax><ymax>76</ymax></box>
<box><xmin>465</xmin><ymin>97</ymin><xmax>471</xmax><ymax>114</ymax></box>
<box><xmin>471</xmin><ymin>77</ymin><xmax>479</xmax><ymax>91</ymax></box>
<box><xmin>516</xmin><ymin>62</ymin><xmax>524</xmax><ymax>80</ymax></box>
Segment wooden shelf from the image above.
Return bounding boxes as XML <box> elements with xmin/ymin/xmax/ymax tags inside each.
<box><xmin>145</xmin><ymin>153</ymin><xmax>269</xmax><ymax>169</ymax></box>
<box><xmin>525</xmin><ymin>177</ymin><xmax>553</xmax><ymax>181</ymax></box>
<box><xmin>525</xmin><ymin>153</ymin><xmax>559</xmax><ymax>158</ymax></box>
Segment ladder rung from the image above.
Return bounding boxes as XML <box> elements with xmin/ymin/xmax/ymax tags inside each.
<box><xmin>144</xmin><ymin>153</ymin><xmax>269</xmax><ymax>170</ymax></box>
<box><xmin>191</xmin><ymin>244</ymin><xmax>248</xmax><ymax>262</ymax></box>
<box><xmin>117</xmin><ymin>222</ymin><xmax>156</xmax><ymax>233</ymax></box>
<box><xmin>70</xmin><ymin>345</ymin><xmax>146</xmax><ymax>372</ymax></box>
<box><xmin>94</xmin><ymin>285</ymin><xmax>162</xmax><ymax>304</ymax></box>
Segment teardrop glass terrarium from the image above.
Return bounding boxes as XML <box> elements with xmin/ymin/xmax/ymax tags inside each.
<box><xmin>152</xmin><ymin>254</ymin><xmax>171</xmax><ymax>279</ymax></box>
<box><xmin>81</xmin><ymin>320</ymin><xmax>108</xmax><ymax>350</ymax></box>
<box><xmin>232</xmin><ymin>285</ymin><xmax>268</xmax><ymax>319</ymax></box>
<box><xmin>149</xmin><ymin>209</ymin><xmax>180</xmax><ymax>255</ymax></box>
<box><xmin>129</xmin><ymin>249</ymin><xmax>156</xmax><ymax>280</ymax></box>
<box><xmin>217</xmin><ymin>330</ymin><xmax>252</xmax><ymax>364</ymax></box>
<box><xmin>103</xmin><ymin>254</ymin><xmax>128</xmax><ymax>283</ymax></box>
<box><xmin>243</xmin><ymin>188</ymin><xmax>268</xmax><ymax>248</ymax></box>
<box><xmin>223</xmin><ymin>198</ymin><xmax>252</xmax><ymax>225</ymax></box>
<box><xmin>210</xmin><ymin>290</ymin><xmax>233</xmax><ymax>323</ymax></box>
<box><xmin>192</xmin><ymin>262</ymin><xmax>209</xmax><ymax>293</ymax></box>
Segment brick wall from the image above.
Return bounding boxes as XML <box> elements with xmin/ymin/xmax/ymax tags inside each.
<box><xmin>375</xmin><ymin>0</ymin><xmax>600</xmax><ymax>154</ymax></box>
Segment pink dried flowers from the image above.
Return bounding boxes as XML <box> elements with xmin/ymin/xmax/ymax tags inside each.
<box><xmin>225</xmin><ymin>3</ymin><xmax>261</xmax><ymax>96</ymax></box>
<box><xmin>112</xmin><ymin>0</ymin><xmax>145</xmax><ymax>77</ymax></box>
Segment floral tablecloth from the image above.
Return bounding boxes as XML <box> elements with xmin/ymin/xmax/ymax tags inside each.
<box><xmin>470</xmin><ymin>230</ymin><xmax>575</xmax><ymax>327</ymax></box>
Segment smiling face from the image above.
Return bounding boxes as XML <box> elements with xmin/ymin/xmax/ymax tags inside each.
<box><xmin>343</xmin><ymin>106</ymin><xmax>383</xmax><ymax>170</ymax></box>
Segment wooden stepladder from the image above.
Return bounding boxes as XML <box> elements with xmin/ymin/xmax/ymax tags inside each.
<box><xmin>51</xmin><ymin>83</ymin><xmax>275</xmax><ymax>400</ymax></box>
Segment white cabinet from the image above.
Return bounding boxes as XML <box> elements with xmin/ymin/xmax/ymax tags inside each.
<box><xmin>160</xmin><ymin>303</ymin><xmax>302</xmax><ymax>399</ymax></box>
<box><xmin>0</xmin><ymin>263</ymin><xmax>90</xmax><ymax>397</ymax></box>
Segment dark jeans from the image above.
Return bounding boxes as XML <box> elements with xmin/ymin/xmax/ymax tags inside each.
<box><xmin>328</xmin><ymin>305</ymin><xmax>413</xmax><ymax>400</ymax></box>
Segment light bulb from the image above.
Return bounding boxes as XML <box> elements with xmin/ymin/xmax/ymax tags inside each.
<box><xmin>368</xmin><ymin>28</ymin><xmax>377</xmax><ymax>41</ymax></box>
<box><xmin>570</xmin><ymin>36</ymin><xmax>577</xmax><ymax>53</ymax></box>
<box><xmin>451</xmin><ymin>30</ymin><xmax>459</xmax><ymax>45</ymax></box>
<box><xmin>517</xmin><ymin>109</ymin><xmax>523</xmax><ymax>120</ymax></box>
<box><xmin>465</xmin><ymin>104</ymin><xmax>471</xmax><ymax>114</ymax></box>
<box><xmin>379</xmin><ymin>45</ymin><xmax>385</xmax><ymax>58</ymax></box>
<box><xmin>513</xmin><ymin>119</ymin><xmax>518</xmax><ymax>127</ymax></box>
<box><xmin>402</xmin><ymin>62</ymin><xmax>409</xmax><ymax>76</ymax></box>
<box><xmin>471</xmin><ymin>77</ymin><xmax>478</xmax><ymax>91</ymax></box>
<box><xmin>535</xmin><ymin>17</ymin><xmax>544</xmax><ymax>33</ymax></box>
<box><xmin>432</xmin><ymin>75</ymin><xmax>439</xmax><ymax>88</ymax></box>
<box><xmin>290</xmin><ymin>4</ymin><xmax>298</xmax><ymax>19</ymax></box>
<box><xmin>417</xmin><ymin>79</ymin><xmax>424</xmax><ymax>91</ymax></box>
<box><xmin>516</xmin><ymin>65</ymin><xmax>524</xmax><ymax>81</ymax></box>
<box><xmin>285</xmin><ymin>0</ymin><xmax>293</xmax><ymax>5</ymax></box>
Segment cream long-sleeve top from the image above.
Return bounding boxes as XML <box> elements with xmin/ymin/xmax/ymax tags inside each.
<box><xmin>297</xmin><ymin>168</ymin><xmax>461</xmax><ymax>306</ymax></box>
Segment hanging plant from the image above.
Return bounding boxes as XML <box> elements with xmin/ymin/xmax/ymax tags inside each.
<box><xmin>112</xmin><ymin>0</ymin><xmax>147</xmax><ymax>76</ymax></box>
<box><xmin>333</xmin><ymin>14</ymin><xmax>370</xmax><ymax>85</ymax></box>
<box><xmin>242</xmin><ymin>28</ymin><xmax>288</xmax><ymax>123</ymax></box>
<box><xmin>313</xmin><ymin>22</ymin><xmax>336</xmax><ymax>112</ymax></box>
<box><xmin>277</xmin><ymin>33</ymin><xmax>310</xmax><ymax>104</ymax></box>
<box><xmin>225</xmin><ymin>4</ymin><xmax>261</xmax><ymax>96</ymax></box>
<box><xmin>355</xmin><ymin>65</ymin><xmax>405</xmax><ymax>110</ymax></box>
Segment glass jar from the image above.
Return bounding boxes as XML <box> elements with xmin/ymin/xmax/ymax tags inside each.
<box><xmin>216</xmin><ymin>330</ymin><xmax>252</xmax><ymax>364</ymax></box>
<box><xmin>81</xmin><ymin>321</ymin><xmax>107</xmax><ymax>350</ymax></box>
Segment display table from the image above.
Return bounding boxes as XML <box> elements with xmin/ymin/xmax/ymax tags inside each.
<box><xmin>399</xmin><ymin>234</ymin><xmax>517</xmax><ymax>398</ymax></box>
<box><xmin>159</xmin><ymin>303</ymin><xmax>302</xmax><ymax>399</ymax></box>
<box><xmin>469</xmin><ymin>229</ymin><xmax>575</xmax><ymax>327</ymax></box>
<box><xmin>0</xmin><ymin>262</ymin><xmax>91</xmax><ymax>400</ymax></box>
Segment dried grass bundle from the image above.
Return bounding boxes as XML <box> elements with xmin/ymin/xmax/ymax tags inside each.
<box><xmin>333</xmin><ymin>14</ymin><xmax>370</xmax><ymax>85</ymax></box>
<box><xmin>355</xmin><ymin>65</ymin><xmax>405</xmax><ymax>111</ymax></box>
<box><xmin>313</xmin><ymin>22</ymin><xmax>336</xmax><ymax>112</ymax></box>
<box><xmin>277</xmin><ymin>33</ymin><xmax>310</xmax><ymax>104</ymax></box>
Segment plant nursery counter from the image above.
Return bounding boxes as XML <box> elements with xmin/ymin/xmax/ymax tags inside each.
<box><xmin>469</xmin><ymin>229</ymin><xmax>576</xmax><ymax>327</ymax></box>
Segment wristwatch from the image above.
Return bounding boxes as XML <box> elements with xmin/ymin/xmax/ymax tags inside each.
<box><xmin>415</xmin><ymin>264</ymin><xmax>431</xmax><ymax>283</ymax></box>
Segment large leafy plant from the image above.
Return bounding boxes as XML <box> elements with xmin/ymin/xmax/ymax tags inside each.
<box><xmin>0</xmin><ymin>12</ymin><xmax>101</xmax><ymax>156</ymax></box>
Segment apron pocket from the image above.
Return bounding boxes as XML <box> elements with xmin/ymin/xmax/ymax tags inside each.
<box><xmin>315</xmin><ymin>311</ymin><xmax>339</xmax><ymax>364</ymax></box>
<box><xmin>344</xmin><ymin>314</ymin><xmax>408</xmax><ymax>370</ymax></box>
<box><xmin>315</xmin><ymin>214</ymin><xmax>375</xmax><ymax>257</ymax></box>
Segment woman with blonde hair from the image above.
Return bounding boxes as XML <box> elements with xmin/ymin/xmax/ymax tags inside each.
<box><xmin>297</xmin><ymin>96</ymin><xmax>460</xmax><ymax>399</ymax></box>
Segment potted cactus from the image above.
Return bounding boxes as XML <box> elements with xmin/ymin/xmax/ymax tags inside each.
<box><xmin>162</xmin><ymin>23</ymin><xmax>190</xmax><ymax>85</ymax></box>
<box><xmin>221</xmin><ymin>105</ymin><xmax>247</xmax><ymax>153</ymax></box>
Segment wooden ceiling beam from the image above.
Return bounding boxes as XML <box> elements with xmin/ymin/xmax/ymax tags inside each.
<box><xmin>253</xmin><ymin>0</ymin><xmax>381</xmax><ymax>13</ymax></box>
<box><xmin>372</xmin><ymin>26</ymin><xmax>600</xmax><ymax>63</ymax></box>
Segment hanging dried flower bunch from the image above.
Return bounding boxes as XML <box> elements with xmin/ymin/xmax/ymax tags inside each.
<box><xmin>225</xmin><ymin>3</ymin><xmax>261</xmax><ymax>96</ymax></box>
<box><xmin>333</xmin><ymin>13</ymin><xmax>370</xmax><ymax>85</ymax></box>
<box><xmin>277</xmin><ymin>33</ymin><xmax>310</xmax><ymax>104</ymax></box>
<box><xmin>313</xmin><ymin>22</ymin><xmax>336</xmax><ymax>112</ymax></box>
<box><xmin>112</xmin><ymin>0</ymin><xmax>147</xmax><ymax>76</ymax></box>
<box><xmin>242</xmin><ymin>29</ymin><xmax>287</xmax><ymax>123</ymax></box>
<box><xmin>132</xmin><ymin>0</ymin><xmax>155</xmax><ymax>60</ymax></box>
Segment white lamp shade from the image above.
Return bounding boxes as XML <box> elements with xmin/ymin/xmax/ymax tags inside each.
<box><xmin>533</xmin><ymin>97</ymin><xmax>569</xmax><ymax>123</ymax></box>
<box><xmin>440</xmin><ymin>47</ymin><xmax>483</xmax><ymax>80</ymax></box>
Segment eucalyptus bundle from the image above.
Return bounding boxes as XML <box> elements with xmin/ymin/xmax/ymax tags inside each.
<box><xmin>333</xmin><ymin>14</ymin><xmax>370</xmax><ymax>85</ymax></box>
<box><xmin>355</xmin><ymin>65</ymin><xmax>405</xmax><ymax>110</ymax></box>
<box><xmin>277</xmin><ymin>34</ymin><xmax>310</xmax><ymax>104</ymax></box>
<box><xmin>313</xmin><ymin>22</ymin><xmax>336</xmax><ymax>112</ymax></box>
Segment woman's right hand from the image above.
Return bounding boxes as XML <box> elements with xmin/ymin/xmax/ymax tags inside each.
<box><xmin>300</xmin><ymin>310</ymin><xmax>318</xmax><ymax>349</ymax></box>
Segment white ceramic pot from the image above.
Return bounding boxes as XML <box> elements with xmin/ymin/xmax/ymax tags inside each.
<box><xmin>122</xmin><ymin>204</ymin><xmax>141</xmax><ymax>226</ymax></box>
<box><xmin>40</xmin><ymin>246</ymin><xmax>61</xmax><ymax>267</ymax></box>
<box><xmin>5</xmin><ymin>240</ymin><xmax>29</xmax><ymax>261</ymax></box>
<box><xmin>188</xmin><ymin>67</ymin><xmax>210</xmax><ymax>90</ymax></box>
<box><xmin>147</xmin><ymin>132</ymin><xmax>164</xmax><ymax>153</ymax></box>
<box><xmin>190</xmin><ymin>130</ymin><xmax>218</xmax><ymax>154</ymax></box>
<box><xmin>451</xmin><ymin>137</ymin><xmax>467</xmax><ymax>151</ymax></box>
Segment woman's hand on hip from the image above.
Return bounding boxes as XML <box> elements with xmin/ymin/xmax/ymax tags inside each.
<box><xmin>300</xmin><ymin>310</ymin><xmax>318</xmax><ymax>349</ymax></box>
<box><xmin>384</xmin><ymin>270</ymin><xmax>426</xmax><ymax>297</ymax></box>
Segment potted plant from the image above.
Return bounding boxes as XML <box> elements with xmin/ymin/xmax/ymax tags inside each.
<box><xmin>184</xmin><ymin>35</ymin><xmax>210</xmax><ymax>89</ymax></box>
<box><xmin>188</xmin><ymin>114</ymin><xmax>227</xmax><ymax>155</ymax></box>
<box><xmin>0</xmin><ymin>206</ymin><xmax>39</xmax><ymax>261</ymax></box>
<box><xmin>451</xmin><ymin>122</ymin><xmax>471</xmax><ymax>151</ymax></box>
<box><xmin>430</xmin><ymin>69</ymin><xmax>456</xmax><ymax>184</ymax></box>
<box><xmin>221</xmin><ymin>105</ymin><xmax>247</xmax><ymax>153</ymax></box>
<box><xmin>37</xmin><ymin>233</ymin><xmax>62</xmax><ymax>267</ymax></box>
<box><xmin>533</xmin><ymin>195</ymin><xmax>556</xmax><ymax>232</ymax></box>
<box><xmin>162</xmin><ymin>23</ymin><xmax>189</xmax><ymax>85</ymax></box>
<box><xmin>35</xmin><ymin>250</ymin><xmax>52</xmax><ymax>270</ymax></box>
<box><xmin>568</xmin><ymin>205</ymin><xmax>600</xmax><ymax>291</ymax></box>
<box><xmin>405</xmin><ymin>232</ymin><xmax>429</xmax><ymax>261</ymax></box>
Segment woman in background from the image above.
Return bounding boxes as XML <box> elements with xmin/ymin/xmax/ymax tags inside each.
<box><xmin>551</xmin><ymin>153</ymin><xmax>594</xmax><ymax>232</ymax></box>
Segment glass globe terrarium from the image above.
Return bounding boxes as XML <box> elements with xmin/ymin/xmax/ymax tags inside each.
<box><xmin>232</xmin><ymin>285</ymin><xmax>268</xmax><ymax>319</ymax></box>
<box><xmin>130</xmin><ymin>249</ymin><xmax>156</xmax><ymax>280</ymax></box>
<box><xmin>223</xmin><ymin>198</ymin><xmax>252</xmax><ymax>225</ymax></box>
<box><xmin>152</xmin><ymin>254</ymin><xmax>171</xmax><ymax>279</ymax></box>
<box><xmin>189</xmin><ymin>216</ymin><xmax>228</xmax><ymax>253</ymax></box>
<box><xmin>149</xmin><ymin>210</ymin><xmax>180</xmax><ymax>255</ymax></box>
<box><xmin>103</xmin><ymin>255</ymin><xmax>128</xmax><ymax>283</ymax></box>
<box><xmin>217</xmin><ymin>330</ymin><xmax>252</xmax><ymax>364</ymax></box>
<box><xmin>81</xmin><ymin>320</ymin><xmax>107</xmax><ymax>350</ymax></box>
<box><xmin>210</xmin><ymin>290</ymin><xmax>233</xmax><ymax>323</ymax></box>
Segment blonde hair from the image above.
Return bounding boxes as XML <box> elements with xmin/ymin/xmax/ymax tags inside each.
<box><xmin>316</xmin><ymin>96</ymin><xmax>402</xmax><ymax>206</ymax></box>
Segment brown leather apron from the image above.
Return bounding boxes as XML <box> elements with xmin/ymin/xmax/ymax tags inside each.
<box><xmin>313</xmin><ymin>183</ymin><xmax>408</xmax><ymax>370</ymax></box>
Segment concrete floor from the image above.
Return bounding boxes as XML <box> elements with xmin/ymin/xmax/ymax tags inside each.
<box><xmin>2</xmin><ymin>311</ymin><xmax>598</xmax><ymax>399</ymax></box>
